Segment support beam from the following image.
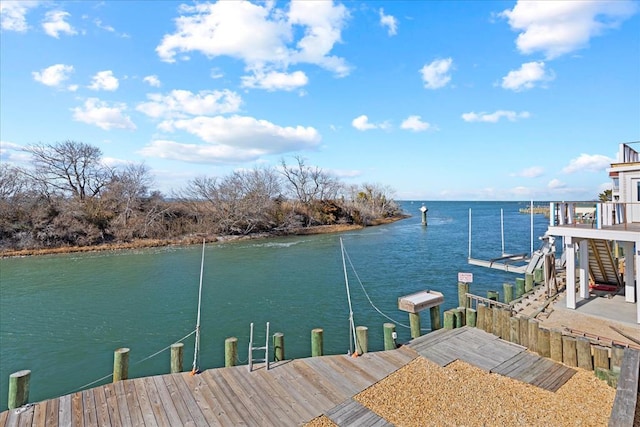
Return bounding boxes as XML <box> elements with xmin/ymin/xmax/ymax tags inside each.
<box><xmin>579</xmin><ymin>239</ymin><xmax>589</xmax><ymax>299</ymax></box>
<box><xmin>622</xmin><ymin>241</ymin><xmax>636</xmax><ymax>304</ymax></box>
<box><xmin>565</xmin><ymin>237</ymin><xmax>576</xmax><ymax>309</ymax></box>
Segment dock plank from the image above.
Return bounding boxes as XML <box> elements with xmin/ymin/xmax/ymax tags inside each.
<box><xmin>102</xmin><ymin>383</ymin><xmax>122</xmax><ymax>427</ymax></box>
<box><xmin>92</xmin><ymin>382</ymin><xmax>112</xmax><ymax>427</ymax></box>
<box><xmin>151</xmin><ymin>375</ymin><xmax>184</xmax><ymax>426</ymax></box>
<box><xmin>172</xmin><ymin>372</ymin><xmax>219</xmax><ymax>427</ymax></box>
<box><xmin>17</xmin><ymin>405</ymin><xmax>34</xmax><ymax>427</ymax></box>
<box><xmin>198</xmin><ymin>369</ymin><xmax>249</xmax><ymax>426</ymax></box>
<box><xmin>209</xmin><ymin>368</ymin><xmax>263</xmax><ymax>426</ymax></box>
<box><xmin>32</xmin><ymin>402</ymin><xmax>46</xmax><ymax>427</ymax></box>
<box><xmin>58</xmin><ymin>394</ymin><xmax>71</xmax><ymax>427</ymax></box>
<box><xmin>132</xmin><ymin>376</ymin><xmax>158</xmax><ymax>426</ymax></box>
<box><xmin>255</xmin><ymin>366</ymin><xmax>317</xmax><ymax>423</ymax></box>
<box><xmin>121</xmin><ymin>379</ymin><xmax>144</xmax><ymax>426</ymax></box>
<box><xmin>326</xmin><ymin>398</ymin><xmax>392</xmax><ymax>426</ymax></box>
<box><xmin>112</xmin><ymin>381</ymin><xmax>132</xmax><ymax>427</ymax></box>
<box><xmin>70</xmin><ymin>392</ymin><xmax>83</xmax><ymax>427</ymax></box>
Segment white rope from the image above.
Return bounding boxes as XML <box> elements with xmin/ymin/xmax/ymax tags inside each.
<box><xmin>342</xmin><ymin>244</ymin><xmax>431</xmax><ymax>331</ymax></box>
<box><xmin>340</xmin><ymin>237</ymin><xmax>358</xmax><ymax>355</ymax></box>
<box><xmin>192</xmin><ymin>239</ymin><xmax>206</xmax><ymax>373</ymax></box>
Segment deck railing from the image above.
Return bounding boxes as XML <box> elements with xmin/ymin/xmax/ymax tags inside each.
<box><xmin>549</xmin><ymin>201</ymin><xmax>639</xmax><ymax>230</ymax></box>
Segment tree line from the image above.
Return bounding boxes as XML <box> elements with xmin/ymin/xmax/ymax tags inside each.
<box><xmin>0</xmin><ymin>140</ymin><xmax>402</xmax><ymax>251</ymax></box>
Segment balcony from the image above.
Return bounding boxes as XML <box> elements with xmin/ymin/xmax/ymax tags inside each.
<box><xmin>548</xmin><ymin>201</ymin><xmax>640</xmax><ymax>233</ymax></box>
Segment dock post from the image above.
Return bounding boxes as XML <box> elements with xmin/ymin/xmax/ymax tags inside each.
<box><xmin>487</xmin><ymin>290</ymin><xmax>499</xmax><ymax>302</ymax></box>
<box><xmin>443</xmin><ymin>310</ymin><xmax>454</xmax><ymax>329</ymax></box>
<box><xmin>577</xmin><ymin>337</ymin><xmax>593</xmax><ymax>371</ymax></box>
<box><xmin>524</xmin><ymin>273</ymin><xmax>534</xmax><ymax>293</ymax></box>
<box><xmin>509</xmin><ymin>317</ymin><xmax>520</xmax><ymax>344</ymax></box>
<box><xmin>225</xmin><ymin>337</ymin><xmax>238</xmax><ymax>367</ymax></box>
<box><xmin>503</xmin><ymin>283</ymin><xmax>514</xmax><ymax>304</ymax></box>
<box><xmin>8</xmin><ymin>370</ymin><xmax>30</xmax><ymax>410</ymax></box>
<box><xmin>409</xmin><ymin>313</ymin><xmax>421</xmax><ymax>338</ymax></box>
<box><xmin>527</xmin><ymin>319</ymin><xmax>539</xmax><ymax>354</ymax></box>
<box><xmin>515</xmin><ymin>278</ymin><xmax>525</xmax><ymax>298</ymax></box>
<box><xmin>519</xmin><ymin>316</ymin><xmax>529</xmax><ymax>348</ymax></box>
<box><xmin>466</xmin><ymin>308</ymin><xmax>477</xmax><ymax>328</ymax></box>
<box><xmin>537</xmin><ymin>328</ymin><xmax>551</xmax><ymax>357</ymax></box>
<box><xmin>429</xmin><ymin>306</ymin><xmax>441</xmax><ymax>330</ymax></box>
<box><xmin>562</xmin><ymin>336</ymin><xmax>578</xmax><ymax>367</ymax></box>
<box><xmin>483</xmin><ymin>307</ymin><xmax>493</xmax><ymax>333</ymax></box>
<box><xmin>355</xmin><ymin>326</ymin><xmax>368</xmax><ymax>355</ymax></box>
<box><xmin>500</xmin><ymin>308</ymin><xmax>510</xmax><ymax>340</ymax></box>
<box><xmin>170</xmin><ymin>343</ymin><xmax>184</xmax><ymax>373</ymax></box>
<box><xmin>534</xmin><ymin>267</ymin><xmax>544</xmax><ymax>284</ymax></box>
<box><xmin>476</xmin><ymin>303</ymin><xmax>486</xmax><ymax>331</ymax></box>
<box><xmin>311</xmin><ymin>328</ymin><xmax>323</xmax><ymax>357</ymax></box>
<box><xmin>454</xmin><ymin>308</ymin><xmax>466</xmax><ymax>328</ymax></box>
<box><xmin>457</xmin><ymin>282</ymin><xmax>469</xmax><ymax>308</ymax></box>
<box><xmin>550</xmin><ymin>329</ymin><xmax>563</xmax><ymax>362</ymax></box>
<box><xmin>492</xmin><ymin>307</ymin><xmax>501</xmax><ymax>337</ymax></box>
<box><xmin>113</xmin><ymin>348</ymin><xmax>130</xmax><ymax>382</ymax></box>
<box><xmin>273</xmin><ymin>332</ymin><xmax>285</xmax><ymax>362</ymax></box>
<box><xmin>383</xmin><ymin>323</ymin><xmax>397</xmax><ymax>350</ymax></box>
<box><xmin>611</xmin><ymin>345</ymin><xmax>626</xmax><ymax>372</ymax></box>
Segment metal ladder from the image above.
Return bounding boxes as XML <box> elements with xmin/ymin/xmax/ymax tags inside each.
<box><xmin>248</xmin><ymin>322</ymin><xmax>269</xmax><ymax>372</ymax></box>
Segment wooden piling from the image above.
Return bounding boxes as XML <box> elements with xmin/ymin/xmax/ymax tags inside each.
<box><xmin>430</xmin><ymin>306</ymin><xmax>441</xmax><ymax>330</ymax></box>
<box><xmin>527</xmin><ymin>319</ymin><xmax>539</xmax><ymax>353</ymax></box>
<box><xmin>225</xmin><ymin>337</ymin><xmax>238</xmax><ymax>367</ymax></box>
<box><xmin>458</xmin><ymin>282</ymin><xmax>469</xmax><ymax>308</ymax></box>
<box><xmin>443</xmin><ymin>310</ymin><xmax>455</xmax><ymax>329</ymax></box>
<box><xmin>170</xmin><ymin>343</ymin><xmax>184</xmax><ymax>373</ymax></box>
<box><xmin>476</xmin><ymin>303</ymin><xmax>486</xmax><ymax>331</ymax></box>
<box><xmin>509</xmin><ymin>317</ymin><xmax>520</xmax><ymax>345</ymax></box>
<box><xmin>453</xmin><ymin>308</ymin><xmax>465</xmax><ymax>328</ymax></box>
<box><xmin>562</xmin><ymin>336</ymin><xmax>578</xmax><ymax>367</ymax></box>
<box><xmin>537</xmin><ymin>328</ymin><xmax>551</xmax><ymax>358</ymax></box>
<box><xmin>487</xmin><ymin>290</ymin><xmax>499</xmax><ymax>301</ymax></box>
<box><xmin>273</xmin><ymin>332</ymin><xmax>285</xmax><ymax>362</ymax></box>
<box><xmin>355</xmin><ymin>326</ymin><xmax>368</xmax><ymax>355</ymax></box>
<box><xmin>8</xmin><ymin>370</ymin><xmax>30</xmax><ymax>410</ymax></box>
<box><xmin>466</xmin><ymin>308</ymin><xmax>477</xmax><ymax>328</ymax></box>
<box><xmin>500</xmin><ymin>308</ymin><xmax>510</xmax><ymax>340</ymax></box>
<box><xmin>484</xmin><ymin>307</ymin><xmax>493</xmax><ymax>334</ymax></box>
<box><xmin>593</xmin><ymin>346</ymin><xmax>609</xmax><ymax>371</ymax></box>
<box><xmin>409</xmin><ymin>312</ymin><xmax>421</xmax><ymax>338</ymax></box>
<box><xmin>311</xmin><ymin>328</ymin><xmax>323</xmax><ymax>357</ymax></box>
<box><xmin>534</xmin><ymin>267</ymin><xmax>543</xmax><ymax>284</ymax></box>
<box><xmin>550</xmin><ymin>329</ymin><xmax>563</xmax><ymax>362</ymax></box>
<box><xmin>525</xmin><ymin>273</ymin><xmax>534</xmax><ymax>292</ymax></box>
<box><xmin>383</xmin><ymin>323</ymin><xmax>396</xmax><ymax>350</ymax></box>
<box><xmin>492</xmin><ymin>306</ymin><xmax>501</xmax><ymax>337</ymax></box>
<box><xmin>515</xmin><ymin>277</ymin><xmax>525</xmax><ymax>298</ymax></box>
<box><xmin>519</xmin><ymin>316</ymin><xmax>529</xmax><ymax>348</ymax></box>
<box><xmin>503</xmin><ymin>283</ymin><xmax>514</xmax><ymax>304</ymax></box>
<box><xmin>576</xmin><ymin>337</ymin><xmax>593</xmax><ymax>371</ymax></box>
<box><xmin>611</xmin><ymin>345</ymin><xmax>626</xmax><ymax>372</ymax></box>
<box><xmin>113</xmin><ymin>348</ymin><xmax>129</xmax><ymax>382</ymax></box>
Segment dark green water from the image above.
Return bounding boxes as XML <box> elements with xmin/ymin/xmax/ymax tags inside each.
<box><xmin>0</xmin><ymin>201</ymin><xmax>550</xmax><ymax>409</ymax></box>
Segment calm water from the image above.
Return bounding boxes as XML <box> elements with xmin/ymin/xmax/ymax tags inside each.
<box><xmin>0</xmin><ymin>201</ymin><xmax>550</xmax><ymax>409</ymax></box>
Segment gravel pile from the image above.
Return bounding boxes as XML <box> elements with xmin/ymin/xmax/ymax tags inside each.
<box><xmin>306</xmin><ymin>356</ymin><xmax>617</xmax><ymax>427</ymax></box>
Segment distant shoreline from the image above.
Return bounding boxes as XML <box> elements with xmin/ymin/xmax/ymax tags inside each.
<box><xmin>0</xmin><ymin>215</ymin><xmax>409</xmax><ymax>258</ymax></box>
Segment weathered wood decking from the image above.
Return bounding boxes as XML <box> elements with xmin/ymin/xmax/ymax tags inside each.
<box><xmin>1</xmin><ymin>327</ymin><xmax>588</xmax><ymax>426</ymax></box>
<box><xmin>407</xmin><ymin>326</ymin><xmax>577</xmax><ymax>392</ymax></box>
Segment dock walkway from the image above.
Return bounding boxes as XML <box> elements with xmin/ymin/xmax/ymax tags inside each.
<box><xmin>1</xmin><ymin>327</ymin><xmax>581</xmax><ymax>426</ymax></box>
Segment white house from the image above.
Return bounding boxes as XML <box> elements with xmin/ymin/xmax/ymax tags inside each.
<box><xmin>547</xmin><ymin>142</ymin><xmax>640</xmax><ymax>324</ymax></box>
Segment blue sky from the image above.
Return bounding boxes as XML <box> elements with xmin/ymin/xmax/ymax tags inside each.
<box><xmin>1</xmin><ymin>0</ymin><xmax>639</xmax><ymax>201</ymax></box>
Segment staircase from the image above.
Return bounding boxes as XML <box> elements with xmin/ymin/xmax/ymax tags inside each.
<box><xmin>587</xmin><ymin>239</ymin><xmax>621</xmax><ymax>287</ymax></box>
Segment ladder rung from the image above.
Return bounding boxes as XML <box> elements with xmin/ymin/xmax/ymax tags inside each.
<box><xmin>252</xmin><ymin>346</ymin><xmax>267</xmax><ymax>351</ymax></box>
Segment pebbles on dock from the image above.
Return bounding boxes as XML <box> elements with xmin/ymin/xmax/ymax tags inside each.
<box><xmin>306</xmin><ymin>356</ymin><xmax>616</xmax><ymax>426</ymax></box>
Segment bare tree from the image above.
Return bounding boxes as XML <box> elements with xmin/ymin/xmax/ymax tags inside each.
<box><xmin>104</xmin><ymin>163</ymin><xmax>153</xmax><ymax>228</ymax></box>
<box><xmin>23</xmin><ymin>140</ymin><xmax>113</xmax><ymax>201</ymax></box>
<box><xmin>280</xmin><ymin>156</ymin><xmax>341</xmax><ymax>203</ymax></box>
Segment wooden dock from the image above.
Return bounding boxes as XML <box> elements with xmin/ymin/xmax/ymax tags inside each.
<box><xmin>1</xmin><ymin>327</ymin><xmax>585</xmax><ymax>426</ymax></box>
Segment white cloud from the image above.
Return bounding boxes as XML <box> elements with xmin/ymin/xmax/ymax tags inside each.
<box><xmin>499</xmin><ymin>0</ymin><xmax>637</xmax><ymax>59</ymax></box>
<box><xmin>351</xmin><ymin>115</ymin><xmax>389</xmax><ymax>131</ymax></box>
<box><xmin>137</xmin><ymin>89</ymin><xmax>242</xmax><ymax>119</ymax></box>
<box><xmin>143</xmin><ymin>75</ymin><xmax>161</xmax><ymax>87</ymax></box>
<box><xmin>0</xmin><ymin>0</ymin><xmax>39</xmax><ymax>32</ymax></box>
<box><xmin>400</xmin><ymin>115</ymin><xmax>430</xmax><ymax>132</ymax></box>
<box><xmin>32</xmin><ymin>64</ymin><xmax>74</xmax><ymax>88</ymax></box>
<box><xmin>0</xmin><ymin>140</ymin><xmax>30</xmax><ymax>164</ymax></box>
<box><xmin>156</xmin><ymin>1</ymin><xmax>350</xmax><ymax>83</ymax></box>
<box><xmin>140</xmin><ymin>115</ymin><xmax>321</xmax><ymax>163</ymax></box>
<box><xmin>514</xmin><ymin>166</ymin><xmax>544</xmax><ymax>178</ymax></box>
<box><xmin>42</xmin><ymin>10</ymin><xmax>77</xmax><ymax>38</ymax></box>
<box><xmin>89</xmin><ymin>70</ymin><xmax>119</xmax><ymax>91</ymax></box>
<box><xmin>241</xmin><ymin>70</ymin><xmax>308</xmax><ymax>91</ymax></box>
<box><xmin>420</xmin><ymin>58</ymin><xmax>453</xmax><ymax>89</ymax></box>
<box><xmin>210</xmin><ymin>68</ymin><xmax>224</xmax><ymax>79</ymax></box>
<box><xmin>94</xmin><ymin>18</ymin><xmax>114</xmax><ymax>33</ymax></box>
<box><xmin>461</xmin><ymin>110</ymin><xmax>531</xmax><ymax>123</ymax></box>
<box><xmin>562</xmin><ymin>153</ymin><xmax>614</xmax><ymax>173</ymax></box>
<box><xmin>548</xmin><ymin>178</ymin><xmax>566</xmax><ymax>189</ymax></box>
<box><xmin>501</xmin><ymin>61</ymin><xmax>554</xmax><ymax>91</ymax></box>
<box><xmin>72</xmin><ymin>98</ymin><xmax>136</xmax><ymax>130</ymax></box>
<box><xmin>379</xmin><ymin>8</ymin><xmax>397</xmax><ymax>36</ymax></box>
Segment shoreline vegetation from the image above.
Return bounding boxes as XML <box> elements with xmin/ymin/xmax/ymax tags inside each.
<box><xmin>0</xmin><ymin>215</ymin><xmax>408</xmax><ymax>258</ymax></box>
